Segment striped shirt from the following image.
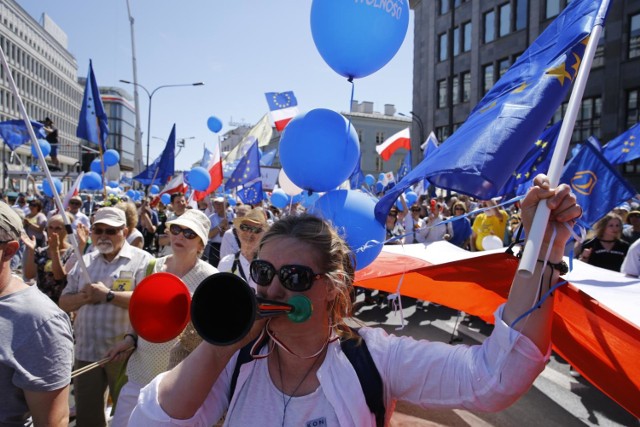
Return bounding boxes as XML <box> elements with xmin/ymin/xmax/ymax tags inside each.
<box><xmin>62</xmin><ymin>242</ymin><xmax>153</xmax><ymax>361</ymax></box>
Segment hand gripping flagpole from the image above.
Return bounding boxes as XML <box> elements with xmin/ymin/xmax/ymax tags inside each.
<box><xmin>0</xmin><ymin>46</ymin><xmax>92</xmax><ymax>286</ymax></box>
<box><xmin>518</xmin><ymin>23</ymin><xmax>605</xmax><ymax>278</ymax></box>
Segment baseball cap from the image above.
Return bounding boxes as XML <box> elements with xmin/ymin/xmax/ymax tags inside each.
<box><xmin>0</xmin><ymin>201</ymin><xmax>24</xmax><ymax>241</ymax></box>
<box><xmin>93</xmin><ymin>207</ymin><xmax>126</xmax><ymax>228</ymax></box>
<box><xmin>213</xmin><ymin>196</ymin><xmax>225</xmax><ymax>203</ymax></box>
<box><xmin>166</xmin><ymin>209</ymin><xmax>210</xmax><ymax>247</ymax></box>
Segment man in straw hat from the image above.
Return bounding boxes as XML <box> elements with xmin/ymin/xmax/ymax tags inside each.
<box><xmin>0</xmin><ymin>201</ymin><xmax>74</xmax><ymax>426</ymax></box>
<box><xmin>59</xmin><ymin>207</ymin><xmax>153</xmax><ymax>427</ymax></box>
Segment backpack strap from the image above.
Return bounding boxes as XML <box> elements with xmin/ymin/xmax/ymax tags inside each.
<box><xmin>229</xmin><ymin>334</ymin><xmax>268</xmax><ymax>399</ymax></box>
<box><xmin>340</xmin><ymin>328</ymin><xmax>385</xmax><ymax>427</ymax></box>
<box><xmin>145</xmin><ymin>258</ymin><xmax>157</xmax><ymax>277</ymax></box>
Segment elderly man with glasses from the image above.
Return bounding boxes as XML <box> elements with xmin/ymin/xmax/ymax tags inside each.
<box><xmin>67</xmin><ymin>195</ymin><xmax>91</xmax><ymax>231</ymax></box>
<box><xmin>59</xmin><ymin>207</ymin><xmax>153</xmax><ymax>427</ymax></box>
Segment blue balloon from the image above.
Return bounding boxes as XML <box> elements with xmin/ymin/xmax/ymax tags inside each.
<box><xmin>292</xmin><ymin>192</ymin><xmax>304</xmax><ymax>204</ymax></box>
<box><xmin>279</xmin><ymin>109</ymin><xmax>359</xmax><ymax>192</ymax></box>
<box><xmin>126</xmin><ymin>189</ymin><xmax>136</xmax><ymax>199</ymax></box>
<box><xmin>103</xmin><ymin>149</ymin><xmax>120</xmax><ymax>167</ymax></box>
<box><xmin>270</xmin><ymin>189</ymin><xmax>289</xmax><ymax>209</ymax></box>
<box><xmin>42</xmin><ymin>178</ymin><xmax>62</xmax><ymax>197</ymax></box>
<box><xmin>187</xmin><ymin>167</ymin><xmax>211</xmax><ymax>191</ymax></box>
<box><xmin>378</xmin><ymin>173</ymin><xmax>386</xmax><ymax>181</ymax></box>
<box><xmin>160</xmin><ymin>193</ymin><xmax>171</xmax><ymax>205</ymax></box>
<box><xmin>80</xmin><ymin>172</ymin><xmax>102</xmax><ymax>190</ymax></box>
<box><xmin>149</xmin><ymin>185</ymin><xmax>160</xmax><ymax>195</ymax></box>
<box><xmin>405</xmin><ymin>191</ymin><xmax>418</xmax><ymax>206</ymax></box>
<box><xmin>207</xmin><ymin>116</ymin><xmax>222</xmax><ymax>133</ymax></box>
<box><xmin>311</xmin><ymin>189</ymin><xmax>385</xmax><ymax>270</ymax></box>
<box><xmin>375</xmin><ymin>181</ymin><xmax>384</xmax><ymax>194</ymax></box>
<box><xmin>310</xmin><ymin>0</ymin><xmax>409</xmax><ymax>79</ymax></box>
<box><xmin>364</xmin><ymin>174</ymin><xmax>375</xmax><ymax>187</ymax></box>
<box><xmin>227</xmin><ymin>197</ymin><xmax>237</xmax><ymax>207</ymax></box>
<box><xmin>31</xmin><ymin>139</ymin><xmax>51</xmax><ymax>158</ymax></box>
<box><xmin>300</xmin><ymin>191</ymin><xmax>321</xmax><ymax>209</ymax></box>
<box><xmin>90</xmin><ymin>158</ymin><xmax>103</xmax><ymax>174</ymax></box>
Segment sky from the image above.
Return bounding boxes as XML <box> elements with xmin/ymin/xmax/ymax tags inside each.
<box><xmin>17</xmin><ymin>0</ymin><xmax>415</xmax><ymax>171</ymax></box>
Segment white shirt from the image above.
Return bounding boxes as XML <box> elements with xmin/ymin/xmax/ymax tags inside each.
<box><xmin>219</xmin><ymin>228</ymin><xmax>240</xmax><ymax>261</ymax></box>
<box><xmin>130</xmin><ymin>305</ymin><xmax>547</xmax><ymax>426</ymax></box>
<box><xmin>621</xmin><ymin>238</ymin><xmax>640</xmax><ymax>276</ymax></box>
<box><xmin>217</xmin><ymin>252</ymin><xmax>257</xmax><ymax>291</ymax></box>
<box><xmin>403</xmin><ymin>214</ymin><xmax>425</xmax><ymax>243</ymax></box>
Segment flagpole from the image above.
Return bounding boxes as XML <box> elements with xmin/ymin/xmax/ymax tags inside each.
<box><xmin>0</xmin><ymin>45</ymin><xmax>92</xmax><ymax>285</ymax></box>
<box><xmin>518</xmin><ymin>22</ymin><xmax>606</xmax><ymax>278</ymax></box>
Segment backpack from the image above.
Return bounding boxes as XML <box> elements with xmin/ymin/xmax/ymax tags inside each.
<box><xmin>229</xmin><ymin>327</ymin><xmax>385</xmax><ymax>427</ymax></box>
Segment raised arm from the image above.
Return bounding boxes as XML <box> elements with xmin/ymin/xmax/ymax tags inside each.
<box><xmin>503</xmin><ymin>174</ymin><xmax>580</xmax><ymax>353</ymax></box>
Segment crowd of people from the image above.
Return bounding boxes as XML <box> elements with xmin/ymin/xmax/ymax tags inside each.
<box><xmin>1</xmin><ymin>176</ymin><xmax>636</xmax><ymax>426</ymax></box>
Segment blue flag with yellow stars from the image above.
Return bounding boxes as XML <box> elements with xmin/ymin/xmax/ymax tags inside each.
<box><xmin>134</xmin><ymin>124</ymin><xmax>175</xmax><ymax>185</ymax></box>
<box><xmin>238</xmin><ymin>181</ymin><xmax>264</xmax><ymax>205</ymax></box>
<box><xmin>77</xmin><ymin>60</ymin><xmax>109</xmax><ymax>152</ymax></box>
<box><xmin>375</xmin><ymin>0</ymin><xmax>610</xmax><ymax>224</ymax></box>
<box><xmin>497</xmin><ymin>121</ymin><xmax>562</xmax><ymax>197</ymax></box>
<box><xmin>0</xmin><ymin>120</ymin><xmax>46</xmax><ymax>151</ymax></box>
<box><xmin>227</xmin><ymin>141</ymin><xmax>260</xmax><ymax>188</ymax></box>
<box><xmin>560</xmin><ymin>141</ymin><xmax>636</xmax><ymax>226</ymax></box>
<box><xmin>601</xmin><ymin>122</ymin><xmax>640</xmax><ymax>165</ymax></box>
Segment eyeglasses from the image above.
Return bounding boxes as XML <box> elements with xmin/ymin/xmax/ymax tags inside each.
<box><xmin>250</xmin><ymin>259</ymin><xmax>324</xmax><ymax>292</ymax></box>
<box><xmin>410</xmin><ymin>208</ymin><xmax>421</xmax><ymax>212</ymax></box>
<box><xmin>239</xmin><ymin>223</ymin><xmax>263</xmax><ymax>234</ymax></box>
<box><xmin>91</xmin><ymin>226</ymin><xmax>122</xmax><ymax>236</ymax></box>
<box><xmin>169</xmin><ymin>224</ymin><xmax>198</xmax><ymax>240</ymax></box>
<box><xmin>388</xmin><ymin>213</ymin><xmax>397</xmax><ymax>218</ymax></box>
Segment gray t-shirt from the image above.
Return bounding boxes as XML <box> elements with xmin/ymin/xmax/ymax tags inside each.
<box><xmin>0</xmin><ymin>284</ymin><xmax>74</xmax><ymax>426</ymax></box>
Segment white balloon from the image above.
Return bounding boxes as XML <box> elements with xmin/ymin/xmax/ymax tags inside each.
<box><xmin>278</xmin><ymin>169</ymin><xmax>303</xmax><ymax>196</ymax></box>
<box><xmin>482</xmin><ymin>235</ymin><xmax>503</xmax><ymax>251</ymax></box>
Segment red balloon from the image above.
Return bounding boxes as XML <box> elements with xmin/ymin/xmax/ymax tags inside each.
<box><xmin>129</xmin><ymin>272</ymin><xmax>191</xmax><ymax>343</ymax></box>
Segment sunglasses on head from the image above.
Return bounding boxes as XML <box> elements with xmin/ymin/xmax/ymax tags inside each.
<box><xmin>169</xmin><ymin>224</ymin><xmax>198</xmax><ymax>240</ymax></box>
<box><xmin>91</xmin><ymin>226</ymin><xmax>121</xmax><ymax>236</ymax></box>
<box><xmin>239</xmin><ymin>223</ymin><xmax>263</xmax><ymax>234</ymax></box>
<box><xmin>250</xmin><ymin>259</ymin><xmax>324</xmax><ymax>292</ymax></box>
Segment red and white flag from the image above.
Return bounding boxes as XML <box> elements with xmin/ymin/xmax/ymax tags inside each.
<box><xmin>265</xmin><ymin>91</ymin><xmax>299</xmax><ymax>132</ymax></box>
<box><xmin>376</xmin><ymin>127</ymin><xmax>411</xmax><ymax>161</ymax></box>
<box><xmin>62</xmin><ymin>172</ymin><xmax>84</xmax><ymax>210</ymax></box>
<box><xmin>193</xmin><ymin>142</ymin><xmax>223</xmax><ymax>202</ymax></box>
<box><xmin>150</xmin><ymin>173</ymin><xmax>188</xmax><ymax>207</ymax></box>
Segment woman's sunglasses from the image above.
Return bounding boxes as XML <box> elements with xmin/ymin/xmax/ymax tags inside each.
<box><xmin>239</xmin><ymin>223</ymin><xmax>263</xmax><ymax>234</ymax></box>
<box><xmin>169</xmin><ymin>224</ymin><xmax>198</xmax><ymax>240</ymax></box>
<box><xmin>249</xmin><ymin>259</ymin><xmax>324</xmax><ymax>292</ymax></box>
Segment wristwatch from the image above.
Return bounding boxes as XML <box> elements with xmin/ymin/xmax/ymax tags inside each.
<box><xmin>106</xmin><ymin>290</ymin><xmax>115</xmax><ymax>303</ymax></box>
<box><xmin>538</xmin><ymin>259</ymin><xmax>569</xmax><ymax>275</ymax></box>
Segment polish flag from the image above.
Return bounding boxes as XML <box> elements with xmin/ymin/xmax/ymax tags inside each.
<box><xmin>193</xmin><ymin>142</ymin><xmax>223</xmax><ymax>202</ymax></box>
<box><xmin>151</xmin><ymin>173</ymin><xmax>188</xmax><ymax>207</ymax></box>
<box><xmin>265</xmin><ymin>91</ymin><xmax>299</xmax><ymax>131</ymax></box>
<box><xmin>376</xmin><ymin>127</ymin><xmax>411</xmax><ymax>161</ymax></box>
<box><xmin>62</xmin><ymin>172</ymin><xmax>84</xmax><ymax>210</ymax></box>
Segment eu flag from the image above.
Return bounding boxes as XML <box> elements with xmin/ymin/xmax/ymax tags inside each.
<box><xmin>601</xmin><ymin>122</ymin><xmax>640</xmax><ymax>165</ymax></box>
<box><xmin>349</xmin><ymin>157</ymin><xmax>365</xmax><ymax>190</ymax></box>
<box><xmin>260</xmin><ymin>148</ymin><xmax>277</xmax><ymax>167</ymax></box>
<box><xmin>397</xmin><ymin>151</ymin><xmax>412</xmax><ymax>181</ymax></box>
<box><xmin>497</xmin><ymin>121</ymin><xmax>562</xmax><ymax>197</ymax></box>
<box><xmin>238</xmin><ymin>181</ymin><xmax>264</xmax><ymax>205</ymax></box>
<box><xmin>227</xmin><ymin>141</ymin><xmax>260</xmax><ymax>188</ymax></box>
<box><xmin>134</xmin><ymin>124</ymin><xmax>176</xmax><ymax>185</ymax></box>
<box><xmin>77</xmin><ymin>60</ymin><xmax>109</xmax><ymax>152</ymax></box>
<box><xmin>0</xmin><ymin>120</ymin><xmax>46</xmax><ymax>151</ymax></box>
<box><xmin>375</xmin><ymin>0</ymin><xmax>610</xmax><ymax>224</ymax></box>
<box><xmin>560</xmin><ymin>142</ymin><xmax>636</xmax><ymax>226</ymax></box>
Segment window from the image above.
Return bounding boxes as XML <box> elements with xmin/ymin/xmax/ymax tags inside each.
<box><xmin>516</xmin><ymin>0</ymin><xmax>528</xmax><ymax>31</ymax></box>
<box><xmin>498</xmin><ymin>58</ymin><xmax>510</xmax><ymax>78</ymax></box>
<box><xmin>453</xmin><ymin>27</ymin><xmax>460</xmax><ymax>56</ymax></box>
<box><xmin>438</xmin><ymin>80</ymin><xmax>448</xmax><ymax>108</ymax></box>
<box><xmin>375</xmin><ymin>132</ymin><xmax>385</xmax><ymax>145</ymax></box>
<box><xmin>499</xmin><ymin>3</ymin><xmax>511</xmax><ymax>37</ymax></box>
<box><xmin>484</xmin><ymin>10</ymin><xmax>495</xmax><ymax>43</ymax></box>
<box><xmin>593</xmin><ymin>27</ymin><xmax>606</xmax><ymax>68</ymax></box>
<box><xmin>627</xmin><ymin>89</ymin><xmax>639</xmax><ymax>129</ymax></box>
<box><xmin>482</xmin><ymin>63</ymin><xmax>494</xmax><ymax>94</ymax></box>
<box><xmin>546</xmin><ymin>0</ymin><xmax>560</xmax><ymax>19</ymax></box>
<box><xmin>462</xmin><ymin>22</ymin><xmax>472</xmax><ymax>52</ymax></box>
<box><xmin>574</xmin><ymin>97</ymin><xmax>602</xmax><ymax>142</ymax></box>
<box><xmin>452</xmin><ymin>75</ymin><xmax>460</xmax><ymax>106</ymax></box>
<box><xmin>440</xmin><ymin>0</ymin><xmax>449</xmax><ymax>15</ymax></box>
<box><xmin>436</xmin><ymin>126</ymin><xmax>450</xmax><ymax>141</ymax></box>
<box><xmin>630</xmin><ymin>14</ymin><xmax>640</xmax><ymax>59</ymax></box>
<box><xmin>439</xmin><ymin>33</ymin><xmax>448</xmax><ymax>62</ymax></box>
<box><xmin>462</xmin><ymin>71</ymin><xmax>471</xmax><ymax>102</ymax></box>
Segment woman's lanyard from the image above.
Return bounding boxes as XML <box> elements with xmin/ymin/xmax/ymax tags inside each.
<box><xmin>231</xmin><ymin>251</ymin><xmax>248</xmax><ymax>282</ymax></box>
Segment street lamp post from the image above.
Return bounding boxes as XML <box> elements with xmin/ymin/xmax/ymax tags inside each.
<box><xmin>399</xmin><ymin>111</ymin><xmax>425</xmax><ymax>144</ymax></box>
<box><xmin>119</xmin><ymin>80</ymin><xmax>204</xmax><ymax>169</ymax></box>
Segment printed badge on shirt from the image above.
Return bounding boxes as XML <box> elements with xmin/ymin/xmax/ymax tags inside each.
<box><xmin>112</xmin><ymin>270</ymin><xmax>134</xmax><ymax>292</ymax></box>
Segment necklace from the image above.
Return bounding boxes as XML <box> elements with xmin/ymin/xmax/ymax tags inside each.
<box><xmin>276</xmin><ymin>346</ymin><xmax>323</xmax><ymax>427</ymax></box>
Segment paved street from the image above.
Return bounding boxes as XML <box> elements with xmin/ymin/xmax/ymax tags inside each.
<box><xmin>352</xmin><ymin>293</ymin><xmax>638</xmax><ymax>427</ymax></box>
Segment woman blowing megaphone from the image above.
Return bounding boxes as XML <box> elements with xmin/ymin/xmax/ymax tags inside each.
<box><xmin>105</xmin><ymin>209</ymin><xmax>218</xmax><ymax>427</ymax></box>
<box><xmin>130</xmin><ymin>176</ymin><xmax>582</xmax><ymax>427</ymax></box>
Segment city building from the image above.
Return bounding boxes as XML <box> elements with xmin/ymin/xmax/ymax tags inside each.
<box><xmin>410</xmin><ymin>0</ymin><xmax>640</xmax><ymax>186</ymax></box>
<box><xmin>93</xmin><ymin>85</ymin><xmax>136</xmax><ymax>172</ymax></box>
